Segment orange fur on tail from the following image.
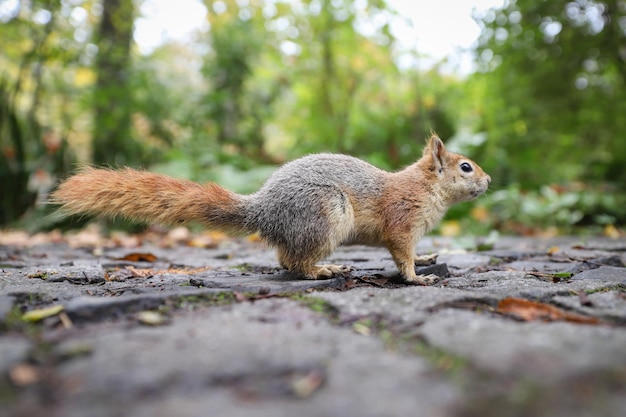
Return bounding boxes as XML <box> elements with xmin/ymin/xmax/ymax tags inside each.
<box><xmin>51</xmin><ymin>168</ymin><xmax>250</xmax><ymax>234</ymax></box>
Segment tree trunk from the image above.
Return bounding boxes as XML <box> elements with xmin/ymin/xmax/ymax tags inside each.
<box><xmin>92</xmin><ymin>0</ymin><xmax>135</xmax><ymax>166</ymax></box>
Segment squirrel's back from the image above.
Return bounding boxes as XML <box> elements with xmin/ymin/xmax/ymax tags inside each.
<box><xmin>245</xmin><ymin>153</ymin><xmax>387</xmax><ymax>249</ymax></box>
<box><xmin>253</xmin><ymin>153</ymin><xmax>386</xmax><ymax>199</ymax></box>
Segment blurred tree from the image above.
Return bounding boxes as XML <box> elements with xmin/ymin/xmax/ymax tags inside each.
<box><xmin>0</xmin><ymin>1</ymin><xmax>77</xmax><ymax>225</ymax></box>
<box><xmin>0</xmin><ymin>82</ymin><xmax>35</xmax><ymax>224</ymax></box>
<box><xmin>92</xmin><ymin>0</ymin><xmax>139</xmax><ymax>166</ymax></box>
<box><xmin>202</xmin><ymin>0</ymin><xmax>283</xmax><ymax>166</ymax></box>
<box><xmin>269</xmin><ymin>0</ymin><xmax>458</xmax><ymax>166</ymax></box>
<box><xmin>473</xmin><ymin>0</ymin><xmax>626</xmax><ymax>188</ymax></box>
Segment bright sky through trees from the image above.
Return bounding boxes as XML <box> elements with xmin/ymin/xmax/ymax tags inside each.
<box><xmin>134</xmin><ymin>0</ymin><xmax>504</xmax><ymax>73</ymax></box>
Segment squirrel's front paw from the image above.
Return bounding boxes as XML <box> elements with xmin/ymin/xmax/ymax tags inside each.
<box><xmin>403</xmin><ymin>273</ymin><xmax>442</xmax><ymax>286</ymax></box>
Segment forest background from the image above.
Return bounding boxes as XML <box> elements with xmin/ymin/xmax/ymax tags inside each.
<box><xmin>1</xmin><ymin>0</ymin><xmax>625</xmax><ymax>237</ymax></box>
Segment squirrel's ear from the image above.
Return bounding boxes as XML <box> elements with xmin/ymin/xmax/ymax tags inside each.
<box><xmin>426</xmin><ymin>134</ymin><xmax>447</xmax><ymax>174</ymax></box>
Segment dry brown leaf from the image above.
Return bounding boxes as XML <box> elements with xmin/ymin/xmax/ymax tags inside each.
<box><xmin>116</xmin><ymin>252</ymin><xmax>158</xmax><ymax>262</ymax></box>
<box><xmin>232</xmin><ymin>290</ymin><xmax>278</xmax><ymax>303</ymax></box>
<box><xmin>547</xmin><ymin>246</ymin><xmax>560</xmax><ymax>255</ymax></box>
<box><xmin>358</xmin><ymin>275</ymin><xmax>389</xmax><ymax>287</ymax></box>
<box><xmin>66</xmin><ymin>224</ymin><xmax>105</xmax><ymax>248</ymax></box>
<box><xmin>105</xmin><ymin>267</ymin><xmax>146</xmax><ymax>281</ymax></box>
<box><xmin>106</xmin><ymin>265</ymin><xmax>212</xmax><ymax>281</ymax></box>
<box><xmin>167</xmin><ymin>266</ymin><xmax>212</xmax><ymax>274</ymax></box>
<box><xmin>187</xmin><ymin>231</ymin><xmax>228</xmax><ymax>248</ymax></box>
<box><xmin>110</xmin><ymin>232</ymin><xmax>142</xmax><ymax>248</ymax></box>
<box><xmin>9</xmin><ymin>364</ymin><xmax>41</xmax><ymax>386</ymax></box>
<box><xmin>497</xmin><ymin>297</ymin><xmax>600</xmax><ymax>325</ymax></box>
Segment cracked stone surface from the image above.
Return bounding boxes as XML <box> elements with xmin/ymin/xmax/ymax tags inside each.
<box><xmin>1</xmin><ymin>236</ymin><xmax>625</xmax><ymax>417</ymax></box>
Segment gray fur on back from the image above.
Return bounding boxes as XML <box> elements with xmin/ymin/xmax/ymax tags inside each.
<box><xmin>243</xmin><ymin>154</ymin><xmax>385</xmax><ymax>253</ymax></box>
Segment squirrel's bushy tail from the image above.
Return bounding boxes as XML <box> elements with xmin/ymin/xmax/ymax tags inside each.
<box><xmin>51</xmin><ymin>167</ymin><xmax>253</xmax><ymax>234</ymax></box>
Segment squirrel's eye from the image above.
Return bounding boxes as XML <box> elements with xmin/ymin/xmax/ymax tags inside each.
<box><xmin>460</xmin><ymin>162</ymin><xmax>473</xmax><ymax>173</ymax></box>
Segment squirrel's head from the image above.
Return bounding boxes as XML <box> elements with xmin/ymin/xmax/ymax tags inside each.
<box><xmin>421</xmin><ymin>134</ymin><xmax>491</xmax><ymax>204</ymax></box>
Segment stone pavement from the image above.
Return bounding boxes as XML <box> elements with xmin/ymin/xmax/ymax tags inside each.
<box><xmin>1</xmin><ymin>235</ymin><xmax>625</xmax><ymax>417</ymax></box>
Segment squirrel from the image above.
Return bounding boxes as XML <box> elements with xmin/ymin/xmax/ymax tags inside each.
<box><xmin>51</xmin><ymin>134</ymin><xmax>490</xmax><ymax>284</ymax></box>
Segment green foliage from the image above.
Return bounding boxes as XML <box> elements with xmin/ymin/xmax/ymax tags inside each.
<box><xmin>461</xmin><ymin>183</ymin><xmax>626</xmax><ymax>235</ymax></box>
<box><xmin>472</xmin><ymin>0</ymin><xmax>626</xmax><ymax>189</ymax></box>
<box><xmin>92</xmin><ymin>0</ymin><xmax>144</xmax><ymax>166</ymax></box>
<box><xmin>0</xmin><ymin>82</ymin><xmax>35</xmax><ymax>224</ymax></box>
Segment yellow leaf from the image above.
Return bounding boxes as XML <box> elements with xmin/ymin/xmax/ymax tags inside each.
<box><xmin>604</xmin><ymin>224</ymin><xmax>621</xmax><ymax>239</ymax></box>
<box><xmin>470</xmin><ymin>206</ymin><xmax>490</xmax><ymax>222</ymax></box>
<box><xmin>22</xmin><ymin>305</ymin><xmax>64</xmax><ymax>322</ymax></box>
<box><xmin>136</xmin><ymin>311</ymin><xmax>169</xmax><ymax>326</ymax></box>
<box><xmin>547</xmin><ymin>246</ymin><xmax>560</xmax><ymax>255</ymax></box>
<box><xmin>440</xmin><ymin>220</ymin><xmax>461</xmax><ymax>237</ymax></box>
<box><xmin>352</xmin><ymin>322</ymin><xmax>371</xmax><ymax>336</ymax></box>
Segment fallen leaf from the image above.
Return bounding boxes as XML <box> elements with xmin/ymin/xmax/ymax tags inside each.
<box><xmin>105</xmin><ymin>267</ymin><xmax>146</xmax><ymax>281</ymax></box>
<box><xmin>136</xmin><ymin>311</ymin><xmax>169</xmax><ymax>326</ymax></box>
<box><xmin>125</xmin><ymin>266</ymin><xmax>154</xmax><ymax>277</ymax></box>
<box><xmin>66</xmin><ymin>223</ymin><xmax>105</xmax><ymax>248</ymax></box>
<box><xmin>525</xmin><ymin>271</ymin><xmax>573</xmax><ymax>283</ymax></box>
<box><xmin>166</xmin><ymin>226</ymin><xmax>191</xmax><ymax>243</ymax></box>
<box><xmin>59</xmin><ymin>312</ymin><xmax>74</xmax><ymax>329</ymax></box>
<box><xmin>0</xmin><ymin>230</ymin><xmax>30</xmax><ymax>247</ymax></box>
<box><xmin>547</xmin><ymin>246</ymin><xmax>560</xmax><ymax>255</ymax></box>
<box><xmin>358</xmin><ymin>275</ymin><xmax>389</xmax><ymax>287</ymax></box>
<box><xmin>352</xmin><ymin>322</ymin><xmax>371</xmax><ymax>336</ymax></box>
<box><xmin>187</xmin><ymin>231</ymin><xmax>227</xmax><ymax>248</ymax></box>
<box><xmin>22</xmin><ymin>304</ymin><xmax>65</xmax><ymax>322</ymax></box>
<box><xmin>106</xmin><ymin>265</ymin><xmax>212</xmax><ymax>281</ymax></box>
<box><xmin>110</xmin><ymin>232</ymin><xmax>142</xmax><ymax>248</ymax></box>
<box><xmin>290</xmin><ymin>370</ymin><xmax>325</xmax><ymax>398</ymax></box>
<box><xmin>604</xmin><ymin>224</ymin><xmax>621</xmax><ymax>239</ymax></box>
<box><xmin>9</xmin><ymin>364</ymin><xmax>40</xmax><ymax>386</ymax></box>
<box><xmin>497</xmin><ymin>297</ymin><xmax>600</xmax><ymax>325</ymax></box>
<box><xmin>166</xmin><ymin>266</ymin><xmax>212</xmax><ymax>274</ymax></box>
<box><xmin>116</xmin><ymin>252</ymin><xmax>158</xmax><ymax>262</ymax></box>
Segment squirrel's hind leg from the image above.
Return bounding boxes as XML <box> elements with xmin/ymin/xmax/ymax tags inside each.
<box><xmin>277</xmin><ymin>246</ymin><xmax>350</xmax><ymax>280</ymax></box>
